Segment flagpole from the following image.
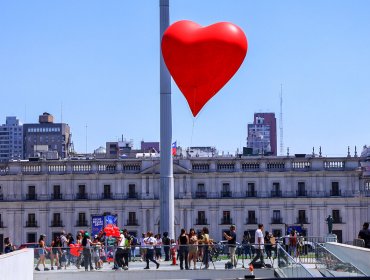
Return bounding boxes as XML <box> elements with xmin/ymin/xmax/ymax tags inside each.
<box><xmin>159</xmin><ymin>0</ymin><xmax>175</xmax><ymax>239</ymax></box>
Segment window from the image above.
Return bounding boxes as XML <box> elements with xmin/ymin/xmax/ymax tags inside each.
<box><xmin>247</xmin><ymin>183</ymin><xmax>256</xmax><ymax>197</ymax></box>
<box><xmin>365</xmin><ymin>181</ymin><xmax>370</xmax><ymax>191</ymax></box>
<box><xmin>332</xmin><ymin>210</ymin><xmax>341</xmax><ymax>223</ymax></box>
<box><xmin>298</xmin><ymin>210</ymin><xmax>307</xmax><ymax>224</ymax></box>
<box><xmin>247</xmin><ymin>210</ymin><xmax>257</xmax><ymax>224</ymax></box>
<box><xmin>221</xmin><ymin>183</ymin><xmax>231</xmax><ymax>197</ymax></box>
<box><xmin>78</xmin><ymin>212</ymin><xmax>87</xmax><ymax>226</ymax></box>
<box><xmin>26</xmin><ymin>213</ymin><xmax>37</xmax><ymax>227</ymax></box>
<box><xmin>297</xmin><ymin>182</ymin><xmax>306</xmax><ymax>196</ymax></box>
<box><xmin>197</xmin><ymin>211</ymin><xmax>207</xmax><ymax>224</ymax></box>
<box><xmin>27</xmin><ymin>233</ymin><xmax>37</xmax><ymax>243</ymax></box>
<box><xmin>146</xmin><ymin>177</ymin><xmax>150</xmax><ymax>194</ymax></box>
<box><xmin>195</xmin><ymin>183</ymin><xmax>206</xmax><ymax>198</ymax></box>
<box><xmin>197</xmin><ymin>183</ymin><xmax>205</xmax><ymax>192</ymax></box>
<box><xmin>127</xmin><ymin>212</ymin><xmax>137</xmax><ymax>225</ymax></box>
<box><xmin>53</xmin><ymin>185</ymin><xmax>61</xmax><ymax>199</ymax></box>
<box><xmin>128</xmin><ymin>184</ymin><xmax>137</xmax><ymax>198</ymax></box>
<box><xmin>331</xmin><ymin>182</ymin><xmax>340</xmax><ymax>196</ymax></box>
<box><xmin>103</xmin><ymin>185</ymin><xmax>111</xmax><ymax>198</ymax></box>
<box><xmin>272</xmin><ymin>183</ymin><xmax>281</xmax><ymax>197</ymax></box>
<box><xmin>272</xmin><ymin>210</ymin><xmax>282</xmax><ymax>223</ymax></box>
<box><xmin>27</xmin><ymin>185</ymin><xmax>36</xmax><ymax>200</ymax></box>
<box><xmin>78</xmin><ymin>185</ymin><xmax>86</xmax><ymax>199</ymax></box>
<box><xmin>221</xmin><ymin>211</ymin><xmax>232</xmax><ymax>224</ymax></box>
<box><xmin>52</xmin><ymin>213</ymin><xmax>62</xmax><ymax>227</ymax></box>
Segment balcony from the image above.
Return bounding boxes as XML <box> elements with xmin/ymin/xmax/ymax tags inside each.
<box><xmin>102</xmin><ymin>192</ymin><xmax>113</xmax><ymax>200</ymax></box>
<box><xmin>246</xmin><ymin>191</ymin><xmax>257</xmax><ymax>198</ymax></box>
<box><xmin>76</xmin><ymin>220</ymin><xmax>88</xmax><ymax>227</ymax></box>
<box><xmin>246</xmin><ymin>217</ymin><xmax>258</xmax><ymax>224</ymax></box>
<box><xmin>26</xmin><ymin>221</ymin><xmax>38</xmax><ymax>227</ymax></box>
<box><xmin>296</xmin><ymin>217</ymin><xmax>309</xmax><ymax>224</ymax></box>
<box><xmin>330</xmin><ymin>190</ymin><xmax>342</xmax><ymax>197</ymax></box>
<box><xmin>127</xmin><ymin>192</ymin><xmax>138</xmax><ymax>199</ymax></box>
<box><xmin>271</xmin><ymin>217</ymin><xmax>283</xmax><ymax>224</ymax></box>
<box><xmin>26</xmin><ymin>194</ymin><xmax>37</xmax><ymax>200</ymax></box>
<box><xmin>221</xmin><ymin>191</ymin><xmax>232</xmax><ymax>198</ymax></box>
<box><xmin>126</xmin><ymin>219</ymin><xmax>139</xmax><ymax>226</ymax></box>
<box><xmin>0</xmin><ymin>221</ymin><xmax>4</xmax><ymax>228</ymax></box>
<box><xmin>51</xmin><ymin>221</ymin><xmax>64</xmax><ymax>227</ymax></box>
<box><xmin>333</xmin><ymin>217</ymin><xmax>343</xmax><ymax>224</ymax></box>
<box><xmin>52</xmin><ymin>193</ymin><xmax>63</xmax><ymax>200</ymax></box>
<box><xmin>195</xmin><ymin>191</ymin><xmax>207</xmax><ymax>199</ymax></box>
<box><xmin>296</xmin><ymin>190</ymin><xmax>307</xmax><ymax>197</ymax></box>
<box><xmin>0</xmin><ymin>194</ymin><xmax>3</xmax><ymax>200</ymax></box>
<box><xmin>196</xmin><ymin>218</ymin><xmax>208</xmax><ymax>225</ymax></box>
<box><xmin>221</xmin><ymin>218</ymin><xmax>233</xmax><ymax>225</ymax></box>
<box><xmin>271</xmin><ymin>190</ymin><xmax>282</xmax><ymax>197</ymax></box>
<box><xmin>76</xmin><ymin>193</ymin><xmax>87</xmax><ymax>200</ymax></box>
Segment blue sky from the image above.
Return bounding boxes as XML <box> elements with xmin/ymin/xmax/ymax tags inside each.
<box><xmin>1</xmin><ymin>1</ymin><xmax>369</xmax><ymax>156</ymax></box>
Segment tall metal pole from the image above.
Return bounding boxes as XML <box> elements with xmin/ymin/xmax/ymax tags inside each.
<box><xmin>159</xmin><ymin>0</ymin><xmax>175</xmax><ymax>239</ymax></box>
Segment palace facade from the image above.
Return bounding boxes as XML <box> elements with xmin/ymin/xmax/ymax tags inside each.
<box><xmin>0</xmin><ymin>154</ymin><xmax>369</xmax><ymax>248</ymax></box>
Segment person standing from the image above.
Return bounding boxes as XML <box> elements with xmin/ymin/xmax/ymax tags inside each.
<box><xmin>249</xmin><ymin>224</ymin><xmax>265</xmax><ymax>268</ymax></box>
<box><xmin>178</xmin><ymin>229</ymin><xmax>189</xmax><ymax>270</ymax></box>
<box><xmin>242</xmin><ymin>231</ymin><xmax>252</xmax><ymax>259</ymax></box>
<box><xmin>115</xmin><ymin>230</ymin><xmax>128</xmax><ymax>270</ymax></box>
<box><xmin>122</xmin><ymin>229</ymin><xmax>131</xmax><ymax>269</ymax></box>
<box><xmin>144</xmin><ymin>231</ymin><xmax>160</xmax><ymax>269</ymax></box>
<box><xmin>188</xmin><ymin>228</ymin><xmax>198</xmax><ymax>269</ymax></box>
<box><xmin>223</xmin><ymin>225</ymin><xmax>237</xmax><ymax>268</ymax></box>
<box><xmin>200</xmin><ymin>227</ymin><xmax>210</xmax><ymax>269</ymax></box>
<box><xmin>82</xmin><ymin>232</ymin><xmax>94</xmax><ymax>271</ymax></box>
<box><xmin>162</xmin><ymin>232</ymin><xmax>171</xmax><ymax>261</ymax></box>
<box><xmin>155</xmin><ymin>233</ymin><xmax>162</xmax><ymax>261</ymax></box>
<box><xmin>288</xmin><ymin>229</ymin><xmax>298</xmax><ymax>257</ymax></box>
<box><xmin>358</xmin><ymin>222</ymin><xmax>370</xmax><ymax>248</ymax></box>
<box><xmin>35</xmin><ymin>234</ymin><xmax>49</xmax><ymax>271</ymax></box>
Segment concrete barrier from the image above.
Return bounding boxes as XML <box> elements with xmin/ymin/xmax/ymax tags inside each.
<box><xmin>0</xmin><ymin>249</ymin><xmax>34</xmax><ymax>280</ymax></box>
<box><xmin>325</xmin><ymin>242</ymin><xmax>370</xmax><ymax>276</ymax></box>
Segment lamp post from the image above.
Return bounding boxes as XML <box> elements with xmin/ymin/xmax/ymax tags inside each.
<box><xmin>159</xmin><ymin>0</ymin><xmax>175</xmax><ymax>239</ymax></box>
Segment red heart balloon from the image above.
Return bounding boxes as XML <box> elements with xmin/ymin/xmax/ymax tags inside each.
<box><xmin>162</xmin><ymin>20</ymin><xmax>248</xmax><ymax>117</ymax></box>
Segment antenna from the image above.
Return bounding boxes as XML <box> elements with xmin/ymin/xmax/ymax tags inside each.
<box><xmin>85</xmin><ymin>124</ymin><xmax>88</xmax><ymax>154</ymax></box>
<box><xmin>279</xmin><ymin>84</ymin><xmax>284</xmax><ymax>156</ymax></box>
<box><xmin>61</xmin><ymin>102</ymin><xmax>63</xmax><ymax>123</ymax></box>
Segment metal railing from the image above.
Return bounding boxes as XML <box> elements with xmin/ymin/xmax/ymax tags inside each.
<box><xmin>276</xmin><ymin>243</ymin><xmax>314</xmax><ymax>278</ymax></box>
<box><xmin>315</xmin><ymin>243</ymin><xmax>366</xmax><ymax>277</ymax></box>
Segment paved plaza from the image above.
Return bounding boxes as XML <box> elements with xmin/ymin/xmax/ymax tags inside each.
<box><xmin>33</xmin><ymin>258</ymin><xmax>275</xmax><ymax>279</ymax></box>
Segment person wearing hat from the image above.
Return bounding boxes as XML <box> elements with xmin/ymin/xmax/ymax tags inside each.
<box><xmin>35</xmin><ymin>234</ymin><xmax>49</xmax><ymax>271</ymax></box>
<box><xmin>82</xmin><ymin>232</ymin><xmax>94</xmax><ymax>271</ymax></box>
<box><xmin>223</xmin><ymin>225</ymin><xmax>237</xmax><ymax>268</ymax></box>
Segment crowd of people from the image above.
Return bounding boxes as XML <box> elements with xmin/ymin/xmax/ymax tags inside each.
<box><xmin>2</xmin><ymin>221</ymin><xmax>370</xmax><ymax>272</ymax></box>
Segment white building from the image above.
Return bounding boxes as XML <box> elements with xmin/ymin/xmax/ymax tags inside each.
<box><xmin>0</xmin><ymin>117</ymin><xmax>23</xmax><ymax>162</ymax></box>
<box><xmin>0</xmin><ymin>154</ymin><xmax>369</xmax><ymax>249</ymax></box>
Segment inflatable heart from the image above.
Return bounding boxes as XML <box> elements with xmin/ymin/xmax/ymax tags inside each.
<box><xmin>162</xmin><ymin>20</ymin><xmax>248</xmax><ymax>117</ymax></box>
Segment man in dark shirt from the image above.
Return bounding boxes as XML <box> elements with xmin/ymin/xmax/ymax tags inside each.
<box><xmin>358</xmin><ymin>222</ymin><xmax>370</xmax><ymax>248</ymax></box>
<box><xmin>224</xmin><ymin>225</ymin><xmax>237</xmax><ymax>268</ymax></box>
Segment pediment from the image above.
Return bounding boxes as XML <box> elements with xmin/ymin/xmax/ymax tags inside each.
<box><xmin>140</xmin><ymin>162</ymin><xmax>192</xmax><ymax>174</ymax></box>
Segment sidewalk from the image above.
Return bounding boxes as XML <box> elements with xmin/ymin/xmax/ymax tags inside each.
<box><xmin>34</xmin><ymin>259</ymin><xmax>275</xmax><ymax>280</ymax></box>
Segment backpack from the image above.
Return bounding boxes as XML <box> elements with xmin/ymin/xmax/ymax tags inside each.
<box><xmin>225</xmin><ymin>261</ymin><xmax>233</xmax><ymax>269</ymax></box>
<box><xmin>132</xmin><ymin>237</ymin><xmax>139</xmax><ymax>246</ymax></box>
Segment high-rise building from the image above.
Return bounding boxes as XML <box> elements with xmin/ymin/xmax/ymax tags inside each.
<box><xmin>247</xmin><ymin>113</ymin><xmax>277</xmax><ymax>156</ymax></box>
<box><xmin>23</xmin><ymin>112</ymin><xmax>71</xmax><ymax>159</ymax></box>
<box><xmin>0</xmin><ymin>117</ymin><xmax>23</xmax><ymax>162</ymax></box>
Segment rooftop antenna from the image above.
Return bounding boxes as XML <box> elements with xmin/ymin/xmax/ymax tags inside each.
<box><xmin>85</xmin><ymin>124</ymin><xmax>88</xmax><ymax>154</ymax></box>
<box><xmin>60</xmin><ymin>102</ymin><xmax>63</xmax><ymax>123</ymax></box>
<box><xmin>279</xmin><ymin>84</ymin><xmax>284</xmax><ymax>156</ymax></box>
